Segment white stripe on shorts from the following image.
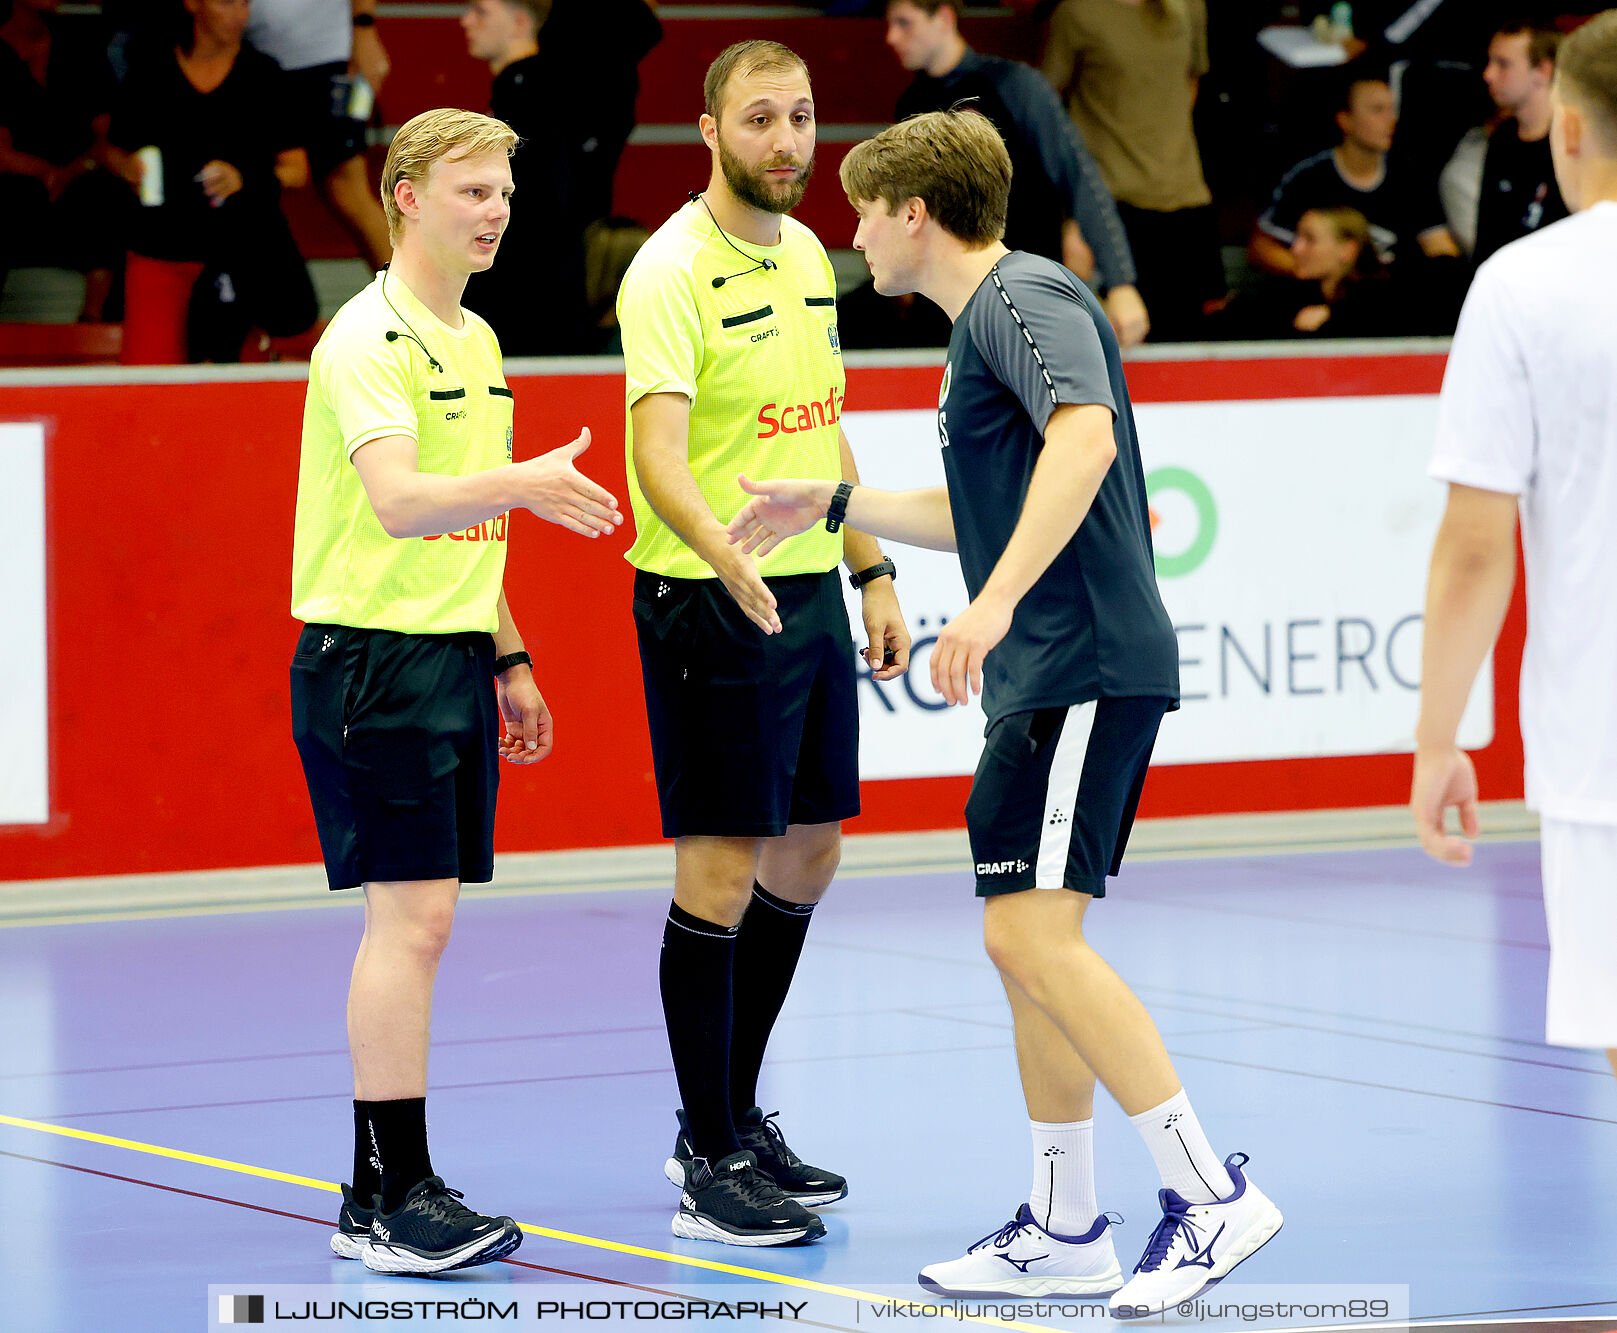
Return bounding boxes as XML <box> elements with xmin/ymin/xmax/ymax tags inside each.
<box><xmin>1035</xmin><ymin>701</ymin><xmax>1097</xmax><ymax>889</ymax></box>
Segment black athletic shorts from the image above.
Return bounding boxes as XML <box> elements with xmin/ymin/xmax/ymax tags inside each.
<box><xmin>632</xmin><ymin>568</ymin><xmax>860</xmax><ymax>839</ymax></box>
<box><xmin>286</xmin><ymin>62</ymin><xmax>367</xmax><ymax>181</ymax></box>
<box><xmin>966</xmin><ymin>696</ymin><xmax>1170</xmax><ymax>898</ymax></box>
<box><xmin>290</xmin><ymin>623</ymin><xmax>499</xmax><ymax>891</ymax></box>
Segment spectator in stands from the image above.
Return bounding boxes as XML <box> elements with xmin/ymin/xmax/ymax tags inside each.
<box><xmin>459</xmin><ymin>0</ymin><xmax>591</xmax><ymax>353</ymax></box>
<box><xmin>1211</xmin><ymin>206</ymin><xmax>1417</xmax><ymax>340</ymax></box>
<box><xmin>0</xmin><ymin>0</ymin><xmax>140</xmax><ymax>321</ymax></box>
<box><xmin>110</xmin><ymin>0</ymin><xmax>317</xmax><ymax>362</ymax></box>
<box><xmin>1472</xmin><ymin>19</ymin><xmax>1567</xmax><ymax>265</ymax></box>
<box><xmin>535</xmin><ymin>0</ymin><xmax>662</xmax><ymax>229</ymax></box>
<box><xmin>887</xmin><ymin>0</ymin><xmax>1150</xmax><ymax>347</ymax></box>
<box><xmin>1040</xmin><ymin>0</ymin><xmax>1224</xmax><ymax>342</ymax></box>
<box><xmin>1251</xmin><ymin>69</ymin><xmax>1462</xmax><ymax>277</ymax></box>
<box><xmin>244</xmin><ymin>0</ymin><xmax>393</xmax><ymax>272</ymax></box>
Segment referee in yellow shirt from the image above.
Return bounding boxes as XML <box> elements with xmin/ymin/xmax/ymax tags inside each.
<box><xmin>290</xmin><ymin>108</ymin><xmax>621</xmax><ymax>1275</ymax></box>
<box><xmin>619</xmin><ymin>40</ymin><xmax>910</xmax><ymax>1247</ymax></box>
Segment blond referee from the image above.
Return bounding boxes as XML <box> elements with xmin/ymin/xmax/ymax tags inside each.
<box><xmin>290</xmin><ymin>108</ymin><xmax>621</xmax><ymax>1275</ymax></box>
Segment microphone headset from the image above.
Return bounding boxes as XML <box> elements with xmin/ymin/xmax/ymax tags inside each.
<box><xmin>380</xmin><ymin>266</ymin><xmax>443</xmax><ymax>373</ymax></box>
<box><xmin>689</xmin><ymin>190</ymin><xmax>777</xmax><ymax>289</ymax></box>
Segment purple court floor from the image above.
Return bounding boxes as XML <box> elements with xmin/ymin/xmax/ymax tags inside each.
<box><xmin>2</xmin><ymin>837</ymin><xmax>1614</xmax><ymax>1332</ymax></box>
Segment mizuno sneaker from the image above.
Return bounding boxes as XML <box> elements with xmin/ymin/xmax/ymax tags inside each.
<box><xmin>919</xmin><ymin>1206</ymin><xmax>1123</xmax><ymax>1298</ymax></box>
<box><xmin>362</xmin><ymin>1176</ymin><xmax>523</xmax><ymax>1275</ymax></box>
<box><xmin>1109</xmin><ymin>1154</ymin><xmax>1283</xmax><ymax>1318</ymax></box>
<box><xmin>664</xmin><ymin>1108</ymin><xmax>848</xmax><ymax>1205</ymax></box>
<box><xmin>671</xmin><ymin>1150</ymin><xmax>826</xmax><ymax>1247</ymax></box>
<box><xmin>330</xmin><ymin>1183</ymin><xmax>373</xmax><ymax>1260</ymax></box>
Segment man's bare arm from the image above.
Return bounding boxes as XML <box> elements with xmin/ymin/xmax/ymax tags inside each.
<box><xmin>352</xmin><ymin>429</ymin><xmax>619</xmax><ymax>539</ymax></box>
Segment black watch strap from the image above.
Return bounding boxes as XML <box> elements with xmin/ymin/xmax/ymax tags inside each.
<box><xmin>352</xmin><ymin>11</ymin><xmax>377</xmax><ymax>26</ymax></box>
<box><xmin>825</xmin><ymin>481</ymin><xmax>854</xmax><ymax>533</ymax></box>
<box><xmin>492</xmin><ymin>650</ymin><xmax>532</xmax><ymax>676</ymax></box>
<box><xmin>848</xmin><ymin>558</ymin><xmax>897</xmax><ymax>590</ymax></box>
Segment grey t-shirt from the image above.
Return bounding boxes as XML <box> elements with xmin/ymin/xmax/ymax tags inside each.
<box><xmin>245</xmin><ymin>0</ymin><xmax>351</xmax><ymax>72</ymax></box>
<box><xmin>939</xmin><ymin>251</ymin><xmax>1179</xmax><ymax>726</ymax></box>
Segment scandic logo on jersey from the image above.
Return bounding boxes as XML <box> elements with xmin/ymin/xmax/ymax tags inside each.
<box><xmin>756</xmin><ymin>388</ymin><xmax>844</xmax><ymax>439</ymax></box>
<box><xmin>422</xmin><ymin>514</ymin><xmax>509</xmax><ymax>543</ymax></box>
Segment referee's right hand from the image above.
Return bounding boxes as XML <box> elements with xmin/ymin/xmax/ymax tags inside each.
<box><xmin>710</xmin><ymin>543</ymin><xmax>782</xmax><ymax>635</ymax></box>
<box><xmin>514</xmin><ymin>428</ymin><xmax>623</xmax><ymax>538</ymax></box>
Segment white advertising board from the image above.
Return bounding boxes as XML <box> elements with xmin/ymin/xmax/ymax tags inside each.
<box><xmin>0</xmin><ymin>421</ymin><xmax>48</xmax><ymax>824</ymax></box>
<box><xmin>840</xmin><ymin>396</ymin><xmax>1491</xmax><ymax>780</ymax></box>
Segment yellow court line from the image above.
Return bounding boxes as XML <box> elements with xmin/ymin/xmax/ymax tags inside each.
<box><xmin>0</xmin><ymin>1111</ymin><xmax>1069</xmax><ymax>1333</ymax></box>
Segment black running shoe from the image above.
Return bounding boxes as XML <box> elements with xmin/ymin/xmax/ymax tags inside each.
<box><xmin>671</xmin><ymin>1150</ymin><xmax>826</xmax><ymax>1247</ymax></box>
<box><xmin>330</xmin><ymin>1183</ymin><xmax>374</xmax><ymax>1260</ymax></box>
<box><xmin>362</xmin><ymin>1177</ymin><xmax>523</xmax><ymax>1275</ymax></box>
<box><xmin>737</xmin><ymin>1107</ymin><xmax>848</xmax><ymax>1205</ymax></box>
<box><xmin>664</xmin><ymin>1108</ymin><xmax>848</xmax><ymax>1206</ymax></box>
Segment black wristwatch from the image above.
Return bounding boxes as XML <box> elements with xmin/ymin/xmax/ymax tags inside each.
<box><xmin>848</xmin><ymin>558</ymin><xmax>896</xmax><ymax>591</ymax></box>
<box><xmin>352</xmin><ymin>12</ymin><xmax>376</xmax><ymax>26</ymax></box>
<box><xmin>824</xmin><ymin>481</ymin><xmax>854</xmax><ymax>533</ymax></box>
<box><xmin>492</xmin><ymin>650</ymin><xmax>532</xmax><ymax>676</ymax></box>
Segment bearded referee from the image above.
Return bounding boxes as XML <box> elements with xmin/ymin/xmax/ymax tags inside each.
<box><xmin>617</xmin><ymin>40</ymin><xmax>910</xmax><ymax>1246</ymax></box>
<box><xmin>290</xmin><ymin>108</ymin><xmax>621</xmax><ymax>1274</ymax></box>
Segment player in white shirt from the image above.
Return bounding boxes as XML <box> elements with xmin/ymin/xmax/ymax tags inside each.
<box><xmin>1413</xmin><ymin>10</ymin><xmax>1617</xmax><ymax>1077</ymax></box>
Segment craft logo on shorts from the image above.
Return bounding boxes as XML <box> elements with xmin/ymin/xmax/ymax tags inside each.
<box><xmin>1145</xmin><ymin>466</ymin><xmax>1218</xmax><ymax>578</ymax></box>
<box><xmin>217</xmin><ymin>1294</ymin><xmax>265</xmax><ymax>1324</ymax></box>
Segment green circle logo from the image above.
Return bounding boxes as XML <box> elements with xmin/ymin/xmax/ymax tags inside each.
<box><xmin>1146</xmin><ymin>466</ymin><xmax>1217</xmax><ymax>578</ymax></box>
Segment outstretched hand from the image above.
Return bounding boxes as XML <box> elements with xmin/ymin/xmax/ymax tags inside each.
<box><xmin>517</xmin><ymin>427</ymin><xmax>623</xmax><ymax>538</ymax></box>
<box><xmin>726</xmin><ymin>475</ymin><xmax>832</xmax><ymax>557</ymax></box>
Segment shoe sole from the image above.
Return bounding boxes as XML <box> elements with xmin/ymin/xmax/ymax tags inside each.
<box><xmin>671</xmin><ymin>1210</ymin><xmax>827</xmax><ymax>1247</ymax></box>
<box><xmin>331</xmin><ymin>1230</ymin><xmax>367</xmax><ymax>1260</ymax></box>
<box><xmin>918</xmin><ymin>1266</ymin><xmax>1123</xmax><ymax>1300</ymax></box>
<box><xmin>362</xmin><ymin>1224</ymin><xmax>523</xmax><ymax>1275</ymax></box>
<box><xmin>1110</xmin><ymin>1205</ymin><xmax>1284</xmax><ymax>1319</ymax></box>
<box><xmin>664</xmin><ymin>1157</ymin><xmax>847</xmax><ymax>1208</ymax></box>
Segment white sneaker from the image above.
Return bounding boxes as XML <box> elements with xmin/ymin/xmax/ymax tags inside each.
<box><xmin>1109</xmin><ymin>1154</ymin><xmax>1282</xmax><ymax>1318</ymax></box>
<box><xmin>919</xmin><ymin>1206</ymin><xmax>1123</xmax><ymax>1299</ymax></box>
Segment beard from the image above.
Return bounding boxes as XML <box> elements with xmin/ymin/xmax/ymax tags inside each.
<box><xmin>718</xmin><ymin>137</ymin><xmax>815</xmax><ymax>215</ymax></box>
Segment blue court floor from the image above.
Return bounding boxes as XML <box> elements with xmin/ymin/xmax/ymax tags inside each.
<box><xmin>1</xmin><ymin>835</ymin><xmax>1614</xmax><ymax>1332</ymax></box>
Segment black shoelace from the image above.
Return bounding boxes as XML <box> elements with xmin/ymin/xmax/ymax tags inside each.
<box><xmin>743</xmin><ymin>1111</ymin><xmax>803</xmax><ymax>1167</ymax></box>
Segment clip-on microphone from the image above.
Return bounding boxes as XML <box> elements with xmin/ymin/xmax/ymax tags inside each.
<box><xmin>689</xmin><ymin>190</ymin><xmax>778</xmax><ymax>288</ymax></box>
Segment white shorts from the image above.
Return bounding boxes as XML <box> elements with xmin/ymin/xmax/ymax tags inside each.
<box><xmin>1540</xmin><ymin>817</ymin><xmax>1617</xmax><ymax>1048</ymax></box>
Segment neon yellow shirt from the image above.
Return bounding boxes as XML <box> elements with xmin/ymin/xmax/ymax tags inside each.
<box><xmin>618</xmin><ymin>202</ymin><xmax>845</xmax><ymax>579</ymax></box>
<box><xmin>292</xmin><ymin>271</ymin><xmax>515</xmax><ymax>633</ymax></box>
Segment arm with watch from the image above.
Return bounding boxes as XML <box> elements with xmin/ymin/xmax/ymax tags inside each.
<box><xmin>836</xmin><ymin>429</ymin><xmax>912</xmax><ymax>683</ymax></box>
<box><xmin>349</xmin><ymin>1</ymin><xmax>390</xmax><ymax>98</ymax></box>
<box><xmin>491</xmin><ymin>588</ymin><xmax>552</xmax><ymax>765</ymax></box>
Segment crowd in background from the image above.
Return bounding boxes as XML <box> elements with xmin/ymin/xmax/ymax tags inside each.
<box><xmin>0</xmin><ymin>0</ymin><xmax>1607</xmax><ymax>361</ymax></box>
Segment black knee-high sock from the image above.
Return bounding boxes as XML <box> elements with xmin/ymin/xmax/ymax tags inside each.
<box><xmin>352</xmin><ymin>1100</ymin><xmax>382</xmax><ymax>1204</ymax></box>
<box><xmin>660</xmin><ymin>901</ymin><xmax>742</xmax><ymax>1162</ymax></box>
<box><xmin>361</xmin><ymin>1097</ymin><xmax>434</xmax><ymax>1212</ymax></box>
<box><xmin>728</xmin><ymin>883</ymin><xmax>815</xmax><ymax>1118</ymax></box>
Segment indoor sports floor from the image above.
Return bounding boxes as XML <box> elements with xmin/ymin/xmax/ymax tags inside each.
<box><xmin>3</xmin><ymin>818</ymin><xmax>1615</xmax><ymax>1332</ymax></box>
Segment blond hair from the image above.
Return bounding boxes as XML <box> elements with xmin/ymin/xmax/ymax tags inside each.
<box><xmin>1558</xmin><ymin>11</ymin><xmax>1617</xmax><ymax>150</ymax></box>
<box><xmin>380</xmin><ymin>109</ymin><xmax>520</xmax><ymax>241</ymax></box>
<box><xmin>703</xmin><ymin>40</ymin><xmax>811</xmax><ymax>120</ymax></box>
<box><xmin>839</xmin><ymin>109</ymin><xmax>1011</xmax><ymax>246</ymax></box>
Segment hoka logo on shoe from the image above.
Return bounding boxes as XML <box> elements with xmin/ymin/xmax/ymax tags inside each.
<box><xmin>681</xmin><ymin>1194</ymin><xmax>696</xmax><ymax>1209</ymax></box>
<box><xmin>998</xmin><ymin>1254</ymin><xmax>1048</xmax><ymax>1272</ymax></box>
<box><xmin>374</xmin><ymin>1226</ymin><xmax>391</xmax><ymax>1242</ymax></box>
<box><xmin>976</xmin><ymin>860</ymin><xmax>1029</xmax><ymax>875</ymax></box>
<box><xmin>1175</xmin><ymin>1221</ymin><xmax>1225</xmax><ymax>1270</ymax></box>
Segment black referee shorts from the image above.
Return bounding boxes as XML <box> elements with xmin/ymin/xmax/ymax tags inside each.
<box><xmin>290</xmin><ymin>623</ymin><xmax>499</xmax><ymax>891</ymax></box>
<box><xmin>632</xmin><ymin>568</ymin><xmax>860</xmax><ymax>839</ymax></box>
<box><xmin>966</xmin><ymin>696</ymin><xmax>1170</xmax><ymax>898</ymax></box>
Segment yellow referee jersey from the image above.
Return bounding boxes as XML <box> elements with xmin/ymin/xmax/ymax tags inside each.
<box><xmin>618</xmin><ymin>202</ymin><xmax>845</xmax><ymax>580</ymax></box>
<box><xmin>292</xmin><ymin>271</ymin><xmax>514</xmax><ymax>634</ymax></box>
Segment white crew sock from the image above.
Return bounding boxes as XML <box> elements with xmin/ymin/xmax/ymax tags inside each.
<box><xmin>1127</xmin><ymin>1089</ymin><xmax>1234</xmax><ymax>1204</ymax></box>
<box><xmin>1029</xmin><ymin>1118</ymin><xmax>1099</xmax><ymax>1237</ymax></box>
